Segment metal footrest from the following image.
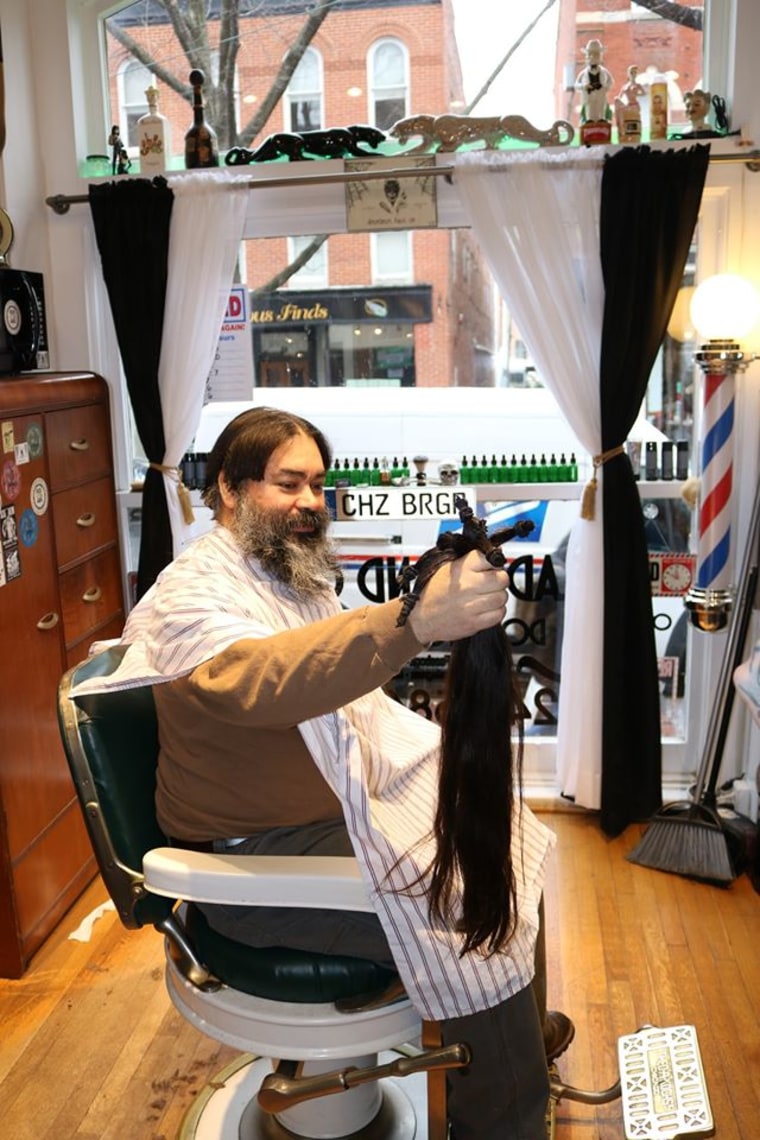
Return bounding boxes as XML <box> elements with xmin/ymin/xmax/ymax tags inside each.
<box><xmin>618</xmin><ymin>1024</ymin><xmax>713</xmax><ymax>1138</ymax></box>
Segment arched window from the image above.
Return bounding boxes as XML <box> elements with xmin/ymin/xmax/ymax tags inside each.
<box><xmin>368</xmin><ymin>38</ymin><xmax>408</xmax><ymax>130</ymax></box>
<box><xmin>117</xmin><ymin>58</ymin><xmax>153</xmax><ymax>148</ymax></box>
<box><xmin>285</xmin><ymin>47</ymin><xmax>323</xmax><ymax>132</ymax></box>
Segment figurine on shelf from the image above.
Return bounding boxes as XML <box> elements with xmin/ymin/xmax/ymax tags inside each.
<box><xmin>108</xmin><ymin>124</ymin><xmax>122</xmax><ymax>175</ymax></box>
<box><xmin>684</xmin><ymin>88</ymin><xmax>711</xmax><ymax>134</ymax></box>
<box><xmin>614</xmin><ymin>65</ymin><xmax>644</xmax><ymax>143</ymax></box>
<box><xmin>388</xmin><ymin>112</ymin><xmax>573</xmax><ymax>154</ymax></box>
<box><xmin>225</xmin><ymin>124</ymin><xmax>386</xmax><ymax>165</ymax></box>
<box><xmin>576</xmin><ymin>39</ymin><xmax>614</xmax><ymax>144</ymax></box>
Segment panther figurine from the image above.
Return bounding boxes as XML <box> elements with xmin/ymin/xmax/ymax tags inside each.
<box><xmin>389</xmin><ymin>112</ymin><xmax>574</xmax><ymax>154</ymax></box>
<box><xmin>225</xmin><ymin>124</ymin><xmax>386</xmax><ymax>165</ymax></box>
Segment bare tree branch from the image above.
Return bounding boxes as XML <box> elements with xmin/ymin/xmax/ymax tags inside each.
<box><xmin>251</xmin><ymin>235</ymin><xmax>329</xmax><ymax>294</ymax></box>
<box><xmin>465</xmin><ymin>0</ymin><xmax>559</xmax><ymax>116</ymax></box>
<box><xmin>237</xmin><ymin>0</ymin><xmax>339</xmax><ymax>145</ymax></box>
<box><xmin>632</xmin><ymin>1</ymin><xmax>703</xmax><ymax>32</ymax></box>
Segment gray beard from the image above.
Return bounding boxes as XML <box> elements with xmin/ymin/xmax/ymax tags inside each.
<box><xmin>231</xmin><ymin>497</ymin><xmax>339</xmax><ymax>599</ymax></box>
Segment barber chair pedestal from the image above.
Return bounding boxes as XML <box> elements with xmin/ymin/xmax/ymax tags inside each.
<box><xmin>164</xmin><ymin>939</ymin><xmax>432</xmax><ymax>1139</ymax></box>
<box><xmin>179</xmin><ymin>1053</ymin><xmax>428</xmax><ymax>1139</ymax></box>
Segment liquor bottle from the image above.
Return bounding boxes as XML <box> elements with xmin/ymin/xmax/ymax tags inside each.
<box><xmin>184</xmin><ymin>69</ymin><xmax>219</xmax><ymax>169</ymax></box>
<box><xmin>137</xmin><ymin>85</ymin><xmax>171</xmax><ymax>175</ymax></box>
<box><xmin>676</xmin><ymin>440</ymin><xmax>689</xmax><ymax>480</ymax></box>
<box><xmin>661</xmin><ymin>441</ymin><xmax>674</xmax><ymax>480</ymax></box>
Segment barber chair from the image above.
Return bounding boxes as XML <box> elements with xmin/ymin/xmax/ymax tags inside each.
<box><xmin>59</xmin><ymin>646</ymin><xmax>716</xmax><ymax>1140</ymax></box>
<box><xmin>58</xmin><ymin>646</ymin><xmax>467</xmax><ymax>1140</ymax></box>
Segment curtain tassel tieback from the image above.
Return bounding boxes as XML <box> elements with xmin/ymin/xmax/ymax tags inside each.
<box><xmin>580</xmin><ymin>444</ymin><xmax>625</xmax><ymax>521</ymax></box>
<box><xmin>149</xmin><ymin>462</ymin><xmax>195</xmax><ymax>525</ymax></box>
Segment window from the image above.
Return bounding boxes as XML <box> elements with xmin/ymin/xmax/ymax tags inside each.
<box><xmin>64</xmin><ymin>0</ymin><xmax>734</xmax><ymax>787</ymax></box>
<box><xmin>286</xmin><ymin>236</ymin><xmax>328</xmax><ymax>288</ymax></box>
<box><xmin>117</xmin><ymin>59</ymin><xmax>152</xmax><ymax>148</ymax></box>
<box><xmin>285</xmin><ymin>47</ymin><xmax>323</xmax><ymax>132</ymax></box>
<box><xmin>368</xmin><ymin>38</ymin><xmax>408</xmax><ymax>130</ymax></box>
<box><xmin>371</xmin><ymin>232</ymin><xmax>412</xmax><ymax>284</ymax></box>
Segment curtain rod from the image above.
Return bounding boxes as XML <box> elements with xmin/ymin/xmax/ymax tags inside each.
<box><xmin>45</xmin><ymin>148</ymin><xmax>760</xmax><ymax>215</ymax></box>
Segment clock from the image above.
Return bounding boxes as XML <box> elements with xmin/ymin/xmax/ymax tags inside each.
<box><xmin>662</xmin><ymin>559</ymin><xmax>693</xmax><ymax>594</ymax></box>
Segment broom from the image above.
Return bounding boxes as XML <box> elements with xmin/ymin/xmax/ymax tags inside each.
<box><xmin>627</xmin><ymin>478</ymin><xmax>760</xmax><ymax>885</ymax></box>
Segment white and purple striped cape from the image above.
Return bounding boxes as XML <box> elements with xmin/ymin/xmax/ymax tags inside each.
<box><xmin>73</xmin><ymin>524</ymin><xmax>555</xmax><ymax>1020</ymax></box>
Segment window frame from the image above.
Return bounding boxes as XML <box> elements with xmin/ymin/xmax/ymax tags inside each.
<box><xmin>367</xmin><ymin>36</ymin><xmax>409</xmax><ymax>131</ymax></box>
<box><xmin>34</xmin><ymin>0</ymin><xmax>760</xmax><ymax>795</ymax></box>
<box><xmin>284</xmin><ymin>45</ymin><xmax>324</xmax><ymax>133</ymax></box>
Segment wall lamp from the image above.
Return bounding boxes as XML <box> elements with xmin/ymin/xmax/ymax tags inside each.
<box><xmin>684</xmin><ymin>273</ymin><xmax>760</xmax><ymax>632</ymax></box>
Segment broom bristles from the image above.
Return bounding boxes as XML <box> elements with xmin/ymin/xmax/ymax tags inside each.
<box><xmin>627</xmin><ymin>805</ymin><xmax>735</xmax><ymax>885</ymax></box>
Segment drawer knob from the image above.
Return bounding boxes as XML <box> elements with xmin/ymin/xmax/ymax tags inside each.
<box><xmin>82</xmin><ymin>586</ymin><xmax>103</xmax><ymax>604</ymax></box>
<box><xmin>76</xmin><ymin>512</ymin><xmax>96</xmax><ymax>528</ymax></box>
<box><xmin>37</xmin><ymin>612</ymin><xmax>60</xmax><ymax>631</ymax></box>
<box><xmin>70</xmin><ymin>438</ymin><xmax>90</xmax><ymax>452</ymax></box>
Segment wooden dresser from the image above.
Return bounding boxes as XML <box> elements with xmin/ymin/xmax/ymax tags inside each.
<box><xmin>0</xmin><ymin>372</ymin><xmax>125</xmax><ymax>977</ymax></box>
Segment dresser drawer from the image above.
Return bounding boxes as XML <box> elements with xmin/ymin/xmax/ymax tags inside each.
<box><xmin>53</xmin><ymin>477</ymin><xmax>118</xmax><ymax>570</ymax></box>
<box><xmin>59</xmin><ymin>547</ymin><xmax>124</xmax><ymax>645</ymax></box>
<box><xmin>45</xmin><ymin>403</ymin><xmax>112</xmax><ymax>489</ymax></box>
<box><xmin>65</xmin><ymin>614</ymin><xmax>125</xmax><ymax>672</ymax></box>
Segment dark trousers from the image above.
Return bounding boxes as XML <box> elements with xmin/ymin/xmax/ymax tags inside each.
<box><xmin>199</xmin><ymin>819</ymin><xmax>550</xmax><ymax>1139</ymax></box>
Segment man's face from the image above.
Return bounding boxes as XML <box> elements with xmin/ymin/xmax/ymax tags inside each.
<box><xmin>222</xmin><ymin>433</ymin><xmax>337</xmax><ymax>596</ymax></box>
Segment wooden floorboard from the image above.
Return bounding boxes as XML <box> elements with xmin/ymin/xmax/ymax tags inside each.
<box><xmin>0</xmin><ymin>810</ymin><xmax>757</xmax><ymax>1139</ymax></box>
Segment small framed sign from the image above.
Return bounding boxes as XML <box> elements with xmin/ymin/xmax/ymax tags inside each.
<box><xmin>345</xmin><ymin>156</ymin><xmax>438</xmax><ymax>232</ymax></box>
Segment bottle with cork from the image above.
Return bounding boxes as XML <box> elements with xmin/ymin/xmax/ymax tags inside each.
<box><xmin>137</xmin><ymin>85</ymin><xmax>171</xmax><ymax>175</ymax></box>
<box><xmin>184</xmin><ymin>69</ymin><xmax>219</xmax><ymax>168</ymax></box>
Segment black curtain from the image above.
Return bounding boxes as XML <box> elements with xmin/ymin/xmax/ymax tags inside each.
<box><xmin>89</xmin><ymin>177</ymin><xmax>174</xmax><ymax>600</ymax></box>
<box><xmin>598</xmin><ymin>144</ymin><xmax>709</xmax><ymax>836</ymax></box>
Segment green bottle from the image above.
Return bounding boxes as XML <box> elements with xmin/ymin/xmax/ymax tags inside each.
<box><xmin>460</xmin><ymin>455</ymin><xmax>470</xmax><ymax>484</ymax></box>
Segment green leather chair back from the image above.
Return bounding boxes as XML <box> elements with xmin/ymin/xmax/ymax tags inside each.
<box><xmin>58</xmin><ymin>645</ymin><xmax>174</xmax><ymax>929</ymax></box>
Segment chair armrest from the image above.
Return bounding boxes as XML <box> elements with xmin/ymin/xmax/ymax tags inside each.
<box><xmin>142</xmin><ymin>848</ymin><xmax>375</xmax><ymax>911</ymax></box>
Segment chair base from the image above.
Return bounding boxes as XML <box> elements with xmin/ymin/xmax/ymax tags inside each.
<box><xmin>179</xmin><ymin>1052</ymin><xmax>429</xmax><ymax>1140</ymax></box>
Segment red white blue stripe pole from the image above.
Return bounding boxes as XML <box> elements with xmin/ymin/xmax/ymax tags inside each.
<box><xmin>696</xmin><ymin>363</ymin><xmax>734</xmax><ymax>590</ymax></box>
<box><xmin>685</xmin><ymin>274</ymin><xmax>759</xmax><ymax>631</ymax></box>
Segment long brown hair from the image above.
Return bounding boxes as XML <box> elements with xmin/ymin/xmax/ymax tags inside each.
<box><xmin>396</xmin><ymin>498</ymin><xmax>532</xmax><ymax>957</ymax></box>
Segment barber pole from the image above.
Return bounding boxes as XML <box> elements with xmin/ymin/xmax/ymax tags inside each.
<box><xmin>696</xmin><ymin>365</ymin><xmax>734</xmax><ymax>590</ymax></box>
<box><xmin>685</xmin><ymin>339</ymin><xmax>745</xmax><ymax>631</ymax></box>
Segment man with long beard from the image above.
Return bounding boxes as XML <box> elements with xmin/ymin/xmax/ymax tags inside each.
<box><xmin>91</xmin><ymin>406</ymin><xmax>573</xmax><ymax>1140</ymax></box>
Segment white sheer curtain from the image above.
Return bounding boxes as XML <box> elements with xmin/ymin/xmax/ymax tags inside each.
<box><xmin>158</xmin><ymin>170</ymin><xmax>250</xmax><ymax>556</ymax></box>
<box><xmin>455</xmin><ymin>148</ymin><xmax>607</xmax><ymax>807</ymax></box>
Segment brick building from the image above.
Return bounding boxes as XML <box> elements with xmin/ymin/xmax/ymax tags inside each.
<box><xmin>106</xmin><ymin>0</ymin><xmax>705</xmax><ymax>391</ymax></box>
<box><xmin>106</xmin><ymin>0</ymin><xmax>496</xmax><ymax>390</ymax></box>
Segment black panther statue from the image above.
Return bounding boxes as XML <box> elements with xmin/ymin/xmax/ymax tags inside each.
<box><xmin>226</xmin><ymin>124</ymin><xmax>386</xmax><ymax>165</ymax></box>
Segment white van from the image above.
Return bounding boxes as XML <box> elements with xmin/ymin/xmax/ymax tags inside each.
<box><xmin>192</xmin><ymin>387</ymin><xmax>689</xmax><ymax>733</ymax></box>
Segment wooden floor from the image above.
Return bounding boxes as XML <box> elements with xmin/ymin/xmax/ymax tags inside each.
<box><xmin>1</xmin><ymin>810</ymin><xmax>758</xmax><ymax>1139</ymax></box>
